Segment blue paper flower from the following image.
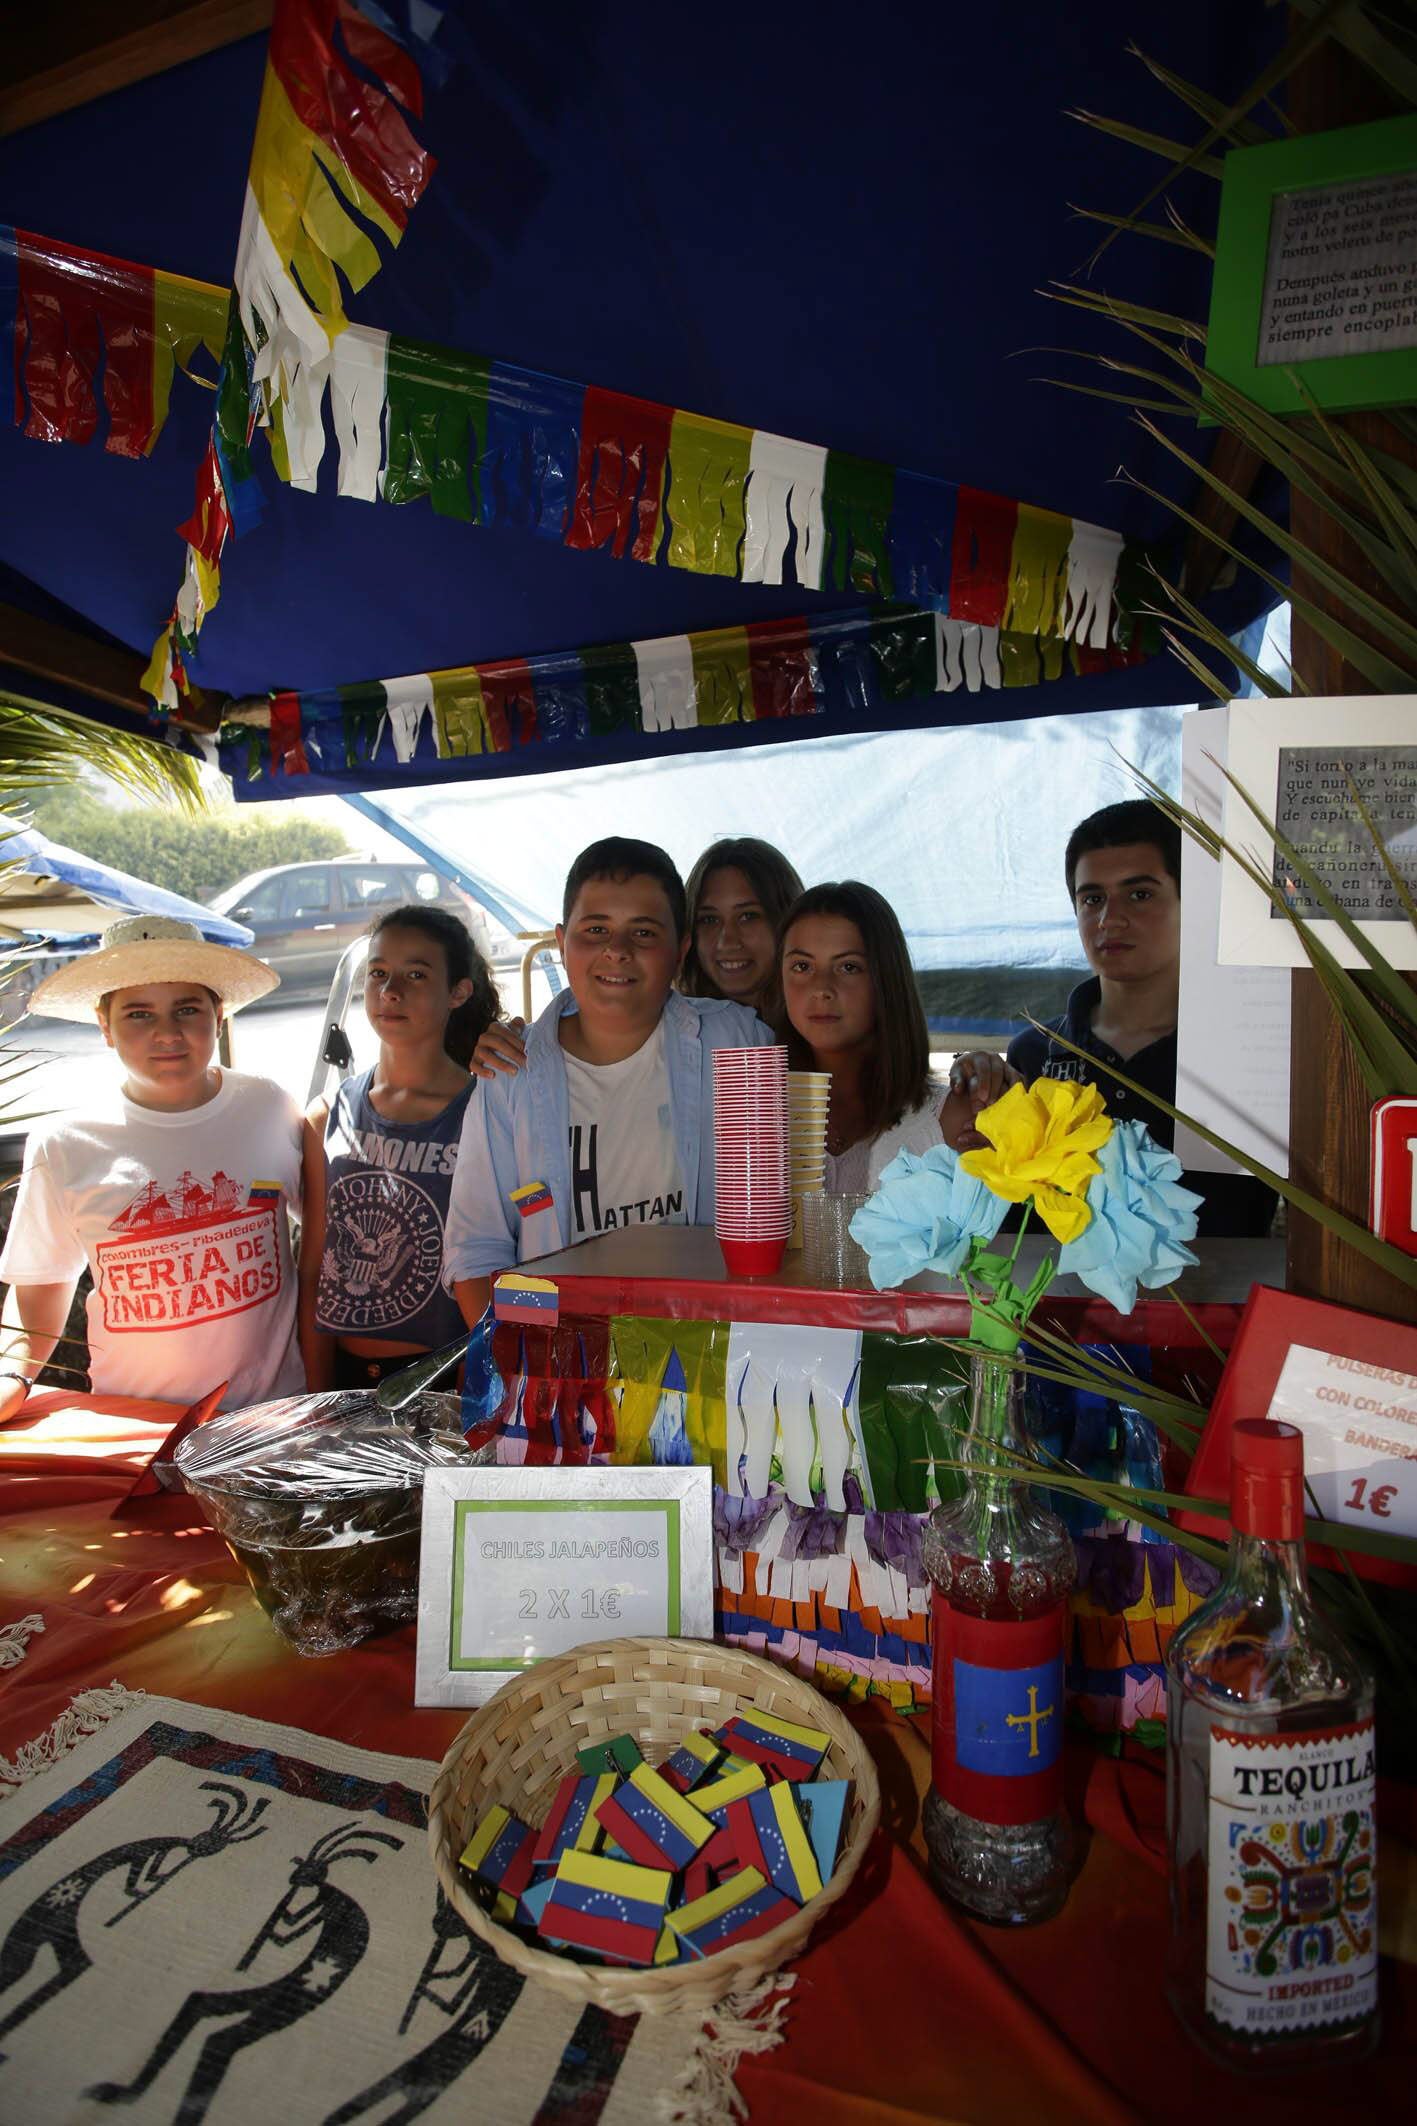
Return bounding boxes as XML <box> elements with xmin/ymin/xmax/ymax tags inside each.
<box><xmin>1057</xmin><ymin>1121</ymin><xmax>1202</xmax><ymax>1314</ymax></box>
<box><xmin>849</xmin><ymin>1143</ymin><xmax>1008</xmax><ymax>1290</ymax></box>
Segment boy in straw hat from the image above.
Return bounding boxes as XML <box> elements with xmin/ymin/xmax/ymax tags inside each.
<box><xmin>0</xmin><ymin>916</ymin><xmax>319</xmax><ymax>1417</ymax></box>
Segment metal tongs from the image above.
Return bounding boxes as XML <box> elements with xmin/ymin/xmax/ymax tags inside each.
<box><xmin>374</xmin><ymin>1333</ymin><xmax>468</xmax><ymax>1422</ymax></box>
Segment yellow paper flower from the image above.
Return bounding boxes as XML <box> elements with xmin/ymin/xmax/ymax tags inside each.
<box><xmin>958</xmin><ymin>1079</ymin><xmax>1112</xmax><ymax>1244</ymax></box>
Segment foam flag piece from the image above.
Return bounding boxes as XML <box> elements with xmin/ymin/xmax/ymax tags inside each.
<box><xmin>595</xmin><ymin>1763</ymin><xmax>713</xmax><ymax>1871</ymax></box>
<box><xmin>518</xmin><ymin>1877</ymin><xmax>557</xmax><ymax>1927</ymax></box>
<box><xmin>688</xmin><ymin>1764</ymin><xmax>766</xmax><ymax>1821</ymax></box>
<box><xmin>666</xmin><ymin>1868</ymin><xmax>798</xmax><ymax>1958</ymax></box>
<box><xmin>729</xmin><ymin>1783</ymin><xmax>823</xmax><ymax>1904</ymax></box>
<box><xmin>493</xmin><ymin>1271</ymin><xmax>559</xmax><ymax>1328</ymax></box>
<box><xmin>510</xmin><ymin>1180</ymin><xmax>554</xmax><ymax>1218</ymax></box>
<box><xmin>718</xmin><ymin>1708</ymin><xmax>829</xmax><ymax>1779</ymax></box>
<box><xmin>541</xmin><ymin>1850</ymin><xmax>672</xmax><ymax>1964</ymax></box>
<box><xmin>532</xmin><ymin>1771</ymin><xmax>617</xmax><ymax>1869</ymax></box>
<box><xmin>577</xmin><ymin>1733</ymin><xmax>643</xmax><ymax>1777</ymax></box>
<box><xmin>655</xmin><ymin>1925</ymin><xmax>684</xmax><ymax>1966</ymax></box>
<box><xmin>660</xmin><ymin>1730</ymin><xmax>723</xmax><ymax>1794</ymax></box>
<box><xmin>682</xmin><ymin>1823</ymin><xmax>743</xmax><ymax>1903</ymax></box>
<box><xmin>459</xmin><ymin>1804</ymin><xmax>537</xmax><ymax>1898</ymax></box>
<box><xmin>795</xmin><ymin>1781</ymin><xmax>850</xmax><ymax>1883</ymax></box>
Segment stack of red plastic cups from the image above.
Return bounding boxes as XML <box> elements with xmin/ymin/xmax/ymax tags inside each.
<box><xmin>712</xmin><ymin>1046</ymin><xmax>791</xmax><ymax>1274</ymax></box>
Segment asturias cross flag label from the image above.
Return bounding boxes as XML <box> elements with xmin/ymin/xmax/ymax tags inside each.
<box><xmin>932</xmin><ymin>1600</ymin><xmax>1068</xmax><ymax>1826</ymax></box>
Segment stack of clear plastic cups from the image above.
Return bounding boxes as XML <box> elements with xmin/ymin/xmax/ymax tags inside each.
<box><xmin>712</xmin><ymin>1045</ymin><xmax>791</xmax><ymax>1274</ymax></box>
<box><xmin>787</xmin><ymin>1070</ymin><xmax>831</xmax><ymax>1248</ymax></box>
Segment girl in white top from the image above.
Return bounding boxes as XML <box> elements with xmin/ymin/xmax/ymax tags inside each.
<box><xmin>778</xmin><ymin>883</ymin><xmax>1014</xmax><ymax>1192</ymax></box>
<box><xmin>0</xmin><ymin>916</ymin><xmax>317</xmax><ymax>1416</ymax></box>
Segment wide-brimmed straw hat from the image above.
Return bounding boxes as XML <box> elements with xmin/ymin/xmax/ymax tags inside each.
<box><xmin>28</xmin><ymin>915</ymin><xmax>280</xmax><ymax>1023</ymax></box>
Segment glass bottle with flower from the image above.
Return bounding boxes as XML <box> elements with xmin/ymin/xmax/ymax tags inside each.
<box><xmin>851</xmin><ymin>1078</ymin><xmax>1202</xmax><ymax>1926</ymax></box>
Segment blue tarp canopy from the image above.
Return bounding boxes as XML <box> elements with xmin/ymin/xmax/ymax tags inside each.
<box><xmin>0</xmin><ymin>3</ymin><xmax>1276</xmax><ymax>745</ymax></box>
<box><xmin>0</xmin><ymin>827</ymin><xmax>254</xmax><ymax>945</ymax></box>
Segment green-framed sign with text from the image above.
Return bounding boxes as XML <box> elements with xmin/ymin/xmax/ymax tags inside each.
<box><xmin>1206</xmin><ymin>112</ymin><xmax>1417</xmax><ymax>418</ymax></box>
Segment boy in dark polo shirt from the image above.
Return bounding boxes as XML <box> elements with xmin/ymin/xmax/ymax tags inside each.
<box><xmin>1007</xmin><ymin>799</ymin><xmax>1275</xmax><ymax>1238</ymax></box>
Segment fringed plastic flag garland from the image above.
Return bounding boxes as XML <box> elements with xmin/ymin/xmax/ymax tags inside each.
<box><xmin>2</xmin><ymin>218</ymin><xmax>1148</xmax><ymax>714</ymax></box>
<box><xmin>2</xmin><ymin>227</ymin><xmax>226</xmax><ymax>456</ymax></box>
<box><xmin>144</xmin><ymin>0</ymin><xmax>443</xmax><ymax>710</ymax></box>
<box><xmin>318</xmin><ymin>331</ymin><xmax>1131</xmax><ymax>645</ymax></box>
<box><xmin>214</xmin><ymin>593</ymin><xmax>1156</xmax><ymax>792</ymax></box>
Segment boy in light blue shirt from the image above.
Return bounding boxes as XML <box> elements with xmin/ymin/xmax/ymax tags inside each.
<box><xmin>446</xmin><ymin>837</ymin><xmax>772</xmax><ymax>1324</ymax></box>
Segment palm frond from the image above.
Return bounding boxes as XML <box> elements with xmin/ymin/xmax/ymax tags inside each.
<box><xmin>1081</xmin><ymin>0</ymin><xmax>1364</xmax><ymax>267</ymax></box>
<box><xmin>1123</xmin><ymin>41</ymin><xmax>1287</xmax><ymax>145</ymax></box>
<box><xmin>1067</xmin><ymin>204</ymin><xmax>1214</xmax><ymax>256</ymax></box>
<box><xmin>1117</xmin><ymin>465</ymin><xmax>1417</xmax><ymax>691</ymax></box>
<box><xmin>0</xmin><ymin>691</ymin><xmax>206</xmax><ymax>818</ymax></box>
<box><xmin>1064</xmin><ymin>110</ymin><xmax>1225</xmax><ymax>179</ymax></box>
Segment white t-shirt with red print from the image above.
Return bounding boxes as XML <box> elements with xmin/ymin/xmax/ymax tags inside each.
<box><xmin>0</xmin><ymin>1069</ymin><xmax>305</xmax><ymax>1411</ymax></box>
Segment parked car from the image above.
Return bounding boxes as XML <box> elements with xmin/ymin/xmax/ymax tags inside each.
<box><xmin>207</xmin><ymin>859</ymin><xmax>494</xmax><ymax>994</ymax></box>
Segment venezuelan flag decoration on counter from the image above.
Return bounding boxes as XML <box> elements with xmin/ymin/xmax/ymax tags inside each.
<box><xmin>470</xmin><ymin>1307</ymin><xmax>1229</xmax><ymax>1736</ymax></box>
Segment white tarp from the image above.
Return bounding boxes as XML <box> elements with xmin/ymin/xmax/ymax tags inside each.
<box><xmin>384</xmin><ymin>702</ymin><xmax>1184</xmax><ymax>974</ymax></box>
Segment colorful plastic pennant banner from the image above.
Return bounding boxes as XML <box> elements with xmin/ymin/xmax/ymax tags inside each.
<box><xmin>215</xmin><ymin>598</ymin><xmax>1154</xmax><ymax>793</ymax></box>
<box><xmin>2</xmin><ymin>226</ymin><xmax>226</xmax><ymax>457</ymax></box>
<box><xmin>142</xmin><ymin>0</ymin><xmax>444</xmax><ymax>710</ymax></box>
<box><xmin>7</xmin><ymin>218</ymin><xmax>1133</xmax><ymax>707</ymax></box>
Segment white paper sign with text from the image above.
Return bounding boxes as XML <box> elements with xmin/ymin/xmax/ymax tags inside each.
<box><xmin>1267</xmin><ymin>1340</ymin><xmax>1417</xmax><ymax>1538</ymax></box>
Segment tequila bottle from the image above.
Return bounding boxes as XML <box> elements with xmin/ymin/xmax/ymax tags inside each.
<box><xmin>921</xmin><ymin>1352</ymin><xmax>1075</xmax><ymax>1924</ymax></box>
<box><xmin>1166</xmin><ymin>1418</ymin><xmax>1379</xmax><ymax>2070</ymax></box>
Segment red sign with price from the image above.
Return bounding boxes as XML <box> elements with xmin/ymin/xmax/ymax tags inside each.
<box><xmin>1181</xmin><ymin>1285</ymin><xmax>1417</xmax><ymax>1589</ymax></box>
<box><xmin>1371</xmin><ymin>1095</ymin><xmax>1417</xmax><ymax>1258</ymax></box>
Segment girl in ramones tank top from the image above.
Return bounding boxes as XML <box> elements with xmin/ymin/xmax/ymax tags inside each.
<box><xmin>300</xmin><ymin>905</ymin><xmax>499</xmax><ymax>1390</ymax></box>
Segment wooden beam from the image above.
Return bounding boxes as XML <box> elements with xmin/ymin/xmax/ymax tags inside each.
<box><xmin>0</xmin><ymin>0</ymin><xmax>272</xmax><ymax>140</ymax></box>
<box><xmin>1283</xmin><ymin>21</ymin><xmax>1416</xmax><ymax>1323</ymax></box>
<box><xmin>0</xmin><ymin>602</ymin><xmax>224</xmax><ymax>734</ymax></box>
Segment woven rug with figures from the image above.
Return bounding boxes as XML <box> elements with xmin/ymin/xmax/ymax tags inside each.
<box><xmin>0</xmin><ymin>1692</ymin><xmax>788</xmax><ymax>2126</ymax></box>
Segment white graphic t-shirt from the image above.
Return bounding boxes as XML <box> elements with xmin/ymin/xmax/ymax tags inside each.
<box><xmin>0</xmin><ymin>1070</ymin><xmax>305</xmax><ymax>1410</ymax></box>
<box><xmin>563</xmin><ymin>1022</ymin><xmax>686</xmax><ymax>1242</ymax></box>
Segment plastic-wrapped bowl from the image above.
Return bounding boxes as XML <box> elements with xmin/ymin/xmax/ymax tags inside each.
<box><xmin>174</xmin><ymin>1388</ymin><xmax>488</xmax><ymax>1656</ymax></box>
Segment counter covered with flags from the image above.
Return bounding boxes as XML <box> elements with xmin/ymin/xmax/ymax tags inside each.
<box><xmin>466</xmin><ymin>1226</ymin><xmax>1275</xmax><ymax>1738</ymax></box>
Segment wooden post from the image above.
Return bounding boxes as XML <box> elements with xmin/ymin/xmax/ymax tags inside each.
<box><xmin>1284</xmin><ymin>38</ymin><xmax>1415</xmax><ymax>1322</ymax></box>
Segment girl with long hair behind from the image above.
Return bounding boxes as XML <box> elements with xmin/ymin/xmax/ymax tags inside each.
<box><xmin>779</xmin><ymin>882</ymin><xmax>1011</xmax><ymax>1189</ymax></box>
<box><xmin>302</xmin><ymin>904</ymin><xmax>498</xmax><ymax>1389</ymax></box>
<box><xmin>678</xmin><ymin>837</ymin><xmax>803</xmax><ymax>1017</ymax></box>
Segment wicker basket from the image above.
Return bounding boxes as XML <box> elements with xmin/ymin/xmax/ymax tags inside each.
<box><xmin>426</xmin><ymin>1635</ymin><xmax>880</xmax><ymax>2014</ymax></box>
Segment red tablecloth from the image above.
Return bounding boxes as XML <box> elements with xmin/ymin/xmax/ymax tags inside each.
<box><xmin>2</xmin><ymin>1393</ymin><xmax>1411</xmax><ymax>2124</ymax></box>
